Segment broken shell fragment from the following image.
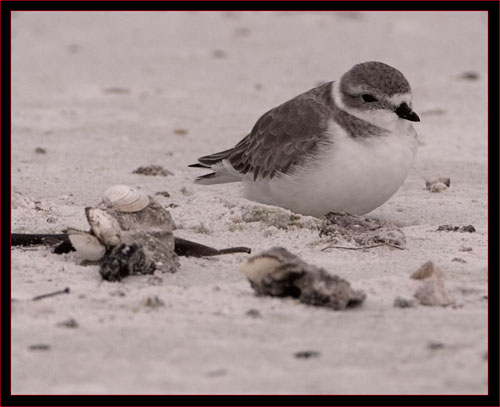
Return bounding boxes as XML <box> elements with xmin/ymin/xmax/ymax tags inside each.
<box><xmin>411</xmin><ymin>260</ymin><xmax>441</xmax><ymax>280</ymax></box>
<box><xmin>414</xmin><ymin>278</ymin><xmax>454</xmax><ymax>307</ymax></box>
<box><xmin>85</xmin><ymin>207</ymin><xmax>121</xmax><ymax>246</ymax></box>
<box><xmin>102</xmin><ymin>185</ymin><xmax>150</xmax><ymax>213</ymax></box>
<box><xmin>241</xmin><ymin>247</ymin><xmax>366</xmax><ymax>310</ymax></box>
<box><xmin>411</xmin><ymin>261</ymin><xmax>454</xmax><ymax>307</ymax></box>
<box><xmin>67</xmin><ymin>228</ymin><xmax>106</xmax><ymax>261</ymax></box>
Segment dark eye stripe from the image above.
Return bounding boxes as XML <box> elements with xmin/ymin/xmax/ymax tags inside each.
<box><xmin>362</xmin><ymin>94</ymin><xmax>378</xmax><ymax>102</ymax></box>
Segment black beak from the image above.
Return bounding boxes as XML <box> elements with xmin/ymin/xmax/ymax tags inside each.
<box><xmin>395</xmin><ymin>103</ymin><xmax>420</xmax><ymax>122</ymax></box>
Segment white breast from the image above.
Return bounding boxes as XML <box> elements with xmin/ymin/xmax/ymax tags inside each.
<box><xmin>243</xmin><ymin>120</ymin><xmax>417</xmax><ymax>217</ymax></box>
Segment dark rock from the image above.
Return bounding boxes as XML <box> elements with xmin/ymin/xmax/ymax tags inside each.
<box><xmin>294</xmin><ymin>350</ymin><xmax>320</xmax><ymax>359</ymax></box>
<box><xmin>241</xmin><ymin>247</ymin><xmax>366</xmax><ymax>310</ymax></box>
<box><xmin>99</xmin><ymin>244</ymin><xmax>155</xmax><ymax>282</ymax></box>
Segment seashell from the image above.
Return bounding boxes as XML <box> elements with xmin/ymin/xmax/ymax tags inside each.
<box><xmin>411</xmin><ymin>261</ymin><xmax>454</xmax><ymax>307</ymax></box>
<box><xmin>102</xmin><ymin>185</ymin><xmax>149</xmax><ymax>213</ymax></box>
<box><xmin>67</xmin><ymin>228</ymin><xmax>106</xmax><ymax>261</ymax></box>
<box><xmin>85</xmin><ymin>207</ymin><xmax>121</xmax><ymax>246</ymax></box>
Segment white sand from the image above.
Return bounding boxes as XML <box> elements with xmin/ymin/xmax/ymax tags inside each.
<box><xmin>11</xmin><ymin>11</ymin><xmax>488</xmax><ymax>394</ymax></box>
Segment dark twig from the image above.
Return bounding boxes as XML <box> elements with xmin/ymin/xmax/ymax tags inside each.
<box><xmin>11</xmin><ymin>233</ymin><xmax>71</xmax><ymax>247</ymax></box>
<box><xmin>321</xmin><ymin>243</ymin><xmax>405</xmax><ymax>251</ymax></box>
<box><xmin>12</xmin><ymin>233</ymin><xmax>251</xmax><ymax>257</ymax></box>
<box><xmin>32</xmin><ymin>287</ymin><xmax>70</xmax><ymax>301</ymax></box>
<box><xmin>216</xmin><ymin>247</ymin><xmax>252</xmax><ymax>255</ymax></box>
<box><xmin>173</xmin><ymin>237</ymin><xmax>251</xmax><ymax>257</ymax></box>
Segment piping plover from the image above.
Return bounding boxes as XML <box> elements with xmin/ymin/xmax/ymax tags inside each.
<box><xmin>190</xmin><ymin>61</ymin><xmax>420</xmax><ymax>217</ymax></box>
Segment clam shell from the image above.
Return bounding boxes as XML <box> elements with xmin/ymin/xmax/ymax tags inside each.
<box><xmin>102</xmin><ymin>185</ymin><xmax>149</xmax><ymax>213</ymax></box>
<box><xmin>85</xmin><ymin>207</ymin><xmax>121</xmax><ymax>246</ymax></box>
<box><xmin>67</xmin><ymin>228</ymin><xmax>106</xmax><ymax>261</ymax></box>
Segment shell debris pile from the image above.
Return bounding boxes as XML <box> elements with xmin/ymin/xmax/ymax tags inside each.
<box><xmin>320</xmin><ymin>212</ymin><xmax>406</xmax><ymax>249</ymax></box>
<box><xmin>425</xmin><ymin>177</ymin><xmax>451</xmax><ymax>193</ymax></box>
<box><xmin>240</xmin><ymin>247</ymin><xmax>366</xmax><ymax>310</ymax></box>
<box><xmin>68</xmin><ymin>185</ymin><xmax>178</xmax><ymax>281</ymax></box>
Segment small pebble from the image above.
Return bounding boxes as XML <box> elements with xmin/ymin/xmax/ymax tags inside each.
<box><xmin>211</xmin><ymin>49</ymin><xmax>226</xmax><ymax>59</ymax></box>
<box><xmin>206</xmin><ymin>369</ymin><xmax>227</xmax><ymax>377</ymax></box>
<box><xmin>393</xmin><ymin>297</ymin><xmax>416</xmax><ymax>308</ymax></box>
<box><xmin>103</xmin><ymin>87</ymin><xmax>131</xmax><ymax>94</ymax></box>
<box><xmin>155</xmin><ymin>191</ymin><xmax>170</xmax><ymax>198</ymax></box>
<box><xmin>425</xmin><ymin>178</ymin><xmax>450</xmax><ymax>193</ymax></box>
<box><xmin>174</xmin><ymin>128</ymin><xmax>188</xmax><ymax>135</ymax></box>
<box><xmin>458</xmin><ymin>71</ymin><xmax>480</xmax><ymax>81</ymax></box>
<box><xmin>67</xmin><ymin>43</ymin><xmax>80</xmax><ymax>54</ymax></box>
<box><xmin>452</xmin><ymin>257</ymin><xmax>466</xmax><ymax>263</ymax></box>
<box><xmin>461</xmin><ymin>225</ymin><xmax>476</xmax><ymax>233</ymax></box>
<box><xmin>133</xmin><ymin>165</ymin><xmax>173</xmax><ymax>177</ymax></box>
<box><xmin>147</xmin><ymin>276</ymin><xmax>163</xmax><ymax>286</ymax></box>
<box><xmin>427</xmin><ymin>341</ymin><xmax>445</xmax><ymax>350</ymax></box>
<box><xmin>429</xmin><ymin>182</ymin><xmax>447</xmax><ymax>193</ymax></box>
<box><xmin>29</xmin><ymin>344</ymin><xmax>50</xmax><ymax>351</ymax></box>
<box><xmin>35</xmin><ymin>147</ymin><xmax>47</xmax><ymax>154</ymax></box>
<box><xmin>194</xmin><ymin>223</ymin><xmax>211</xmax><ymax>234</ymax></box>
<box><xmin>459</xmin><ymin>246</ymin><xmax>473</xmax><ymax>252</ymax></box>
<box><xmin>143</xmin><ymin>296</ymin><xmax>165</xmax><ymax>308</ymax></box>
<box><xmin>437</xmin><ymin>224</ymin><xmax>476</xmax><ymax>233</ymax></box>
<box><xmin>234</xmin><ymin>27</ymin><xmax>251</xmax><ymax>37</ymax></box>
<box><xmin>57</xmin><ymin>318</ymin><xmax>78</xmax><ymax>328</ymax></box>
<box><xmin>245</xmin><ymin>309</ymin><xmax>262</xmax><ymax>318</ymax></box>
<box><xmin>294</xmin><ymin>350</ymin><xmax>321</xmax><ymax>359</ymax></box>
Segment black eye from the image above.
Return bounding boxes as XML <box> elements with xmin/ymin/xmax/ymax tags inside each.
<box><xmin>362</xmin><ymin>94</ymin><xmax>378</xmax><ymax>103</ymax></box>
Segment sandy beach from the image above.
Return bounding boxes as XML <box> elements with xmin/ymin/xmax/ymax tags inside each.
<box><xmin>11</xmin><ymin>11</ymin><xmax>488</xmax><ymax>394</ymax></box>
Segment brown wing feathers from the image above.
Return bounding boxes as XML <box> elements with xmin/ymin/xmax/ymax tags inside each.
<box><xmin>192</xmin><ymin>82</ymin><xmax>334</xmax><ymax>182</ymax></box>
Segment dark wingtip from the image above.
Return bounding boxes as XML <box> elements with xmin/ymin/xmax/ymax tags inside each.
<box><xmin>188</xmin><ymin>163</ymin><xmax>210</xmax><ymax>168</ymax></box>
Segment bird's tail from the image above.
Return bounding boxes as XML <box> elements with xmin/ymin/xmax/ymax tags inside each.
<box><xmin>190</xmin><ymin>148</ymin><xmax>241</xmax><ymax>185</ymax></box>
<box><xmin>194</xmin><ymin>170</ymin><xmax>240</xmax><ymax>185</ymax></box>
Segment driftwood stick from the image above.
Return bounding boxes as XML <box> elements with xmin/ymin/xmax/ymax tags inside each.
<box><xmin>321</xmin><ymin>243</ymin><xmax>405</xmax><ymax>251</ymax></box>
<box><xmin>11</xmin><ymin>233</ymin><xmax>251</xmax><ymax>257</ymax></box>
<box><xmin>11</xmin><ymin>233</ymin><xmax>70</xmax><ymax>246</ymax></box>
<box><xmin>32</xmin><ymin>287</ymin><xmax>70</xmax><ymax>301</ymax></box>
